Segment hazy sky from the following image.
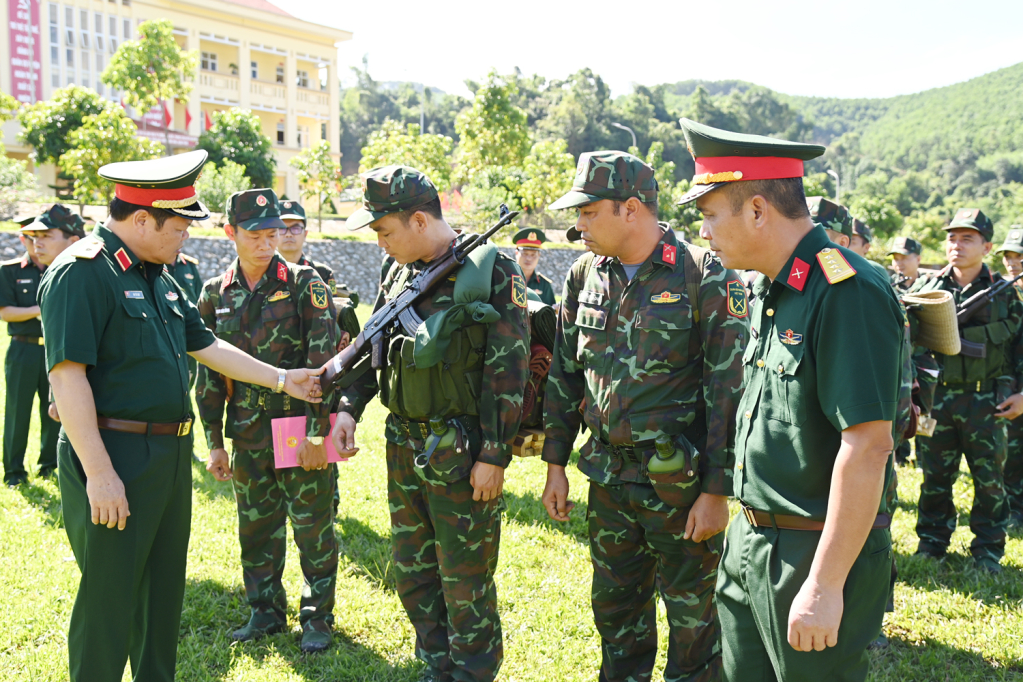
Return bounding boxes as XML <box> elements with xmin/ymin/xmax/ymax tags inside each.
<box><xmin>279</xmin><ymin>0</ymin><xmax>1023</xmax><ymax>100</ymax></box>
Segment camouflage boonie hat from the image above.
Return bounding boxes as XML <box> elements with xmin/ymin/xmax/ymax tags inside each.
<box><xmin>888</xmin><ymin>236</ymin><xmax>922</xmax><ymax>256</ymax></box>
<box><xmin>851</xmin><ymin>217</ymin><xmax>872</xmax><ymax>243</ymax></box>
<box><xmin>807</xmin><ymin>196</ymin><xmax>852</xmax><ymax>238</ymax></box>
<box><xmin>346</xmin><ymin>165</ymin><xmax>439</xmax><ymax>231</ymax></box>
<box><xmin>279</xmin><ymin>200</ymin><xmax>306</xmax><ymax>222</ymax></box>
<box><xmin>996</xmin><ymin>225</ymin><xmax>1023</xmax><ymax>255</ymax></box>
<box><xmin>946</xmin><ymin>208</ymin><xmax>994</xmax><ymax>241</ymax></box>
<box><xmin>19</xmin><ymin>204</ymin><xmax>87</xmax><ymax>238</ymax></box>
<box><xmin>226</xmin><ymin>188</ymin><xmax>285</xmax><ymax>231</ymax></box>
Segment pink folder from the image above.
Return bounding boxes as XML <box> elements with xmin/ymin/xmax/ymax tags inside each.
<box><xmin>271</xmin><ymin>414</ymin><xmax>351</xmax><ymax>469</ymax></box>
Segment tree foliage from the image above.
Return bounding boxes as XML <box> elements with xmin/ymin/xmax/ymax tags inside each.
<box><xmin>455</xmin><ymin>72</ymin><xmax>530</xmax><ymax>182</ymax></box>
<box><xmin>196</xmin><ymin>109</ymin><xmax>276</xmax><ymax>188</ymax></box>
<box><xmin>518</xmin><ymin>140</ymin><xmax>574</xmax><ymax>213</ymax></box>
<box><xmin>359</xmin><ymin>119</ymin><xmax>454</xmax><ymax>191</ymax></box>
<box><xmin>0</xmin><ymin>156</ymin><xmax>35</xmax><ymax>219</ymax></box>
<box><xmin>16</xmin><ymin>86</ymin><xmax>108</xmax><ymax>164</ymax></box>
<box><xmin>290</xmin><ymin>141</ymin><xmax>344</xmax><ymax>231</ymax></box>
<box><xmin>195</xmin><ymin>160</ymin><xmax>252</xmax><ymax>224</ymax></box>
<box><xmin>101</xmin><ymin>19</ymin><xmax>197</xmax><ymax>115</ymax></box>
<box><xmin>0</xmin><ymin>91</ymin><xmax>18</xmax><ymax>126</ymax></box>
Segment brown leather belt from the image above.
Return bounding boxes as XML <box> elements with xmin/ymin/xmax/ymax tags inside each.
<box><xmin>741</xmin><ymin>503</ymin><xmax>891</xmax><ymax>531</ymax></box>
<box><xmin>97</xmin><ymin>416</ymin><xmax>193</xmax><ymax>437</ymax></box>
<box><xmin>12</xmin><ymin>335</ymin><xmax>43</xmax><ymax>345</ymax></box>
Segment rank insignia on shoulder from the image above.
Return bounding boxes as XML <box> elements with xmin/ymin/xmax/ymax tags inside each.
<box><xmin>180</xmin><ymin>253</ymin><xmax>199</xmax><ymax>264</ymax></box>
<box><xmin>816</xmin><ymin>247</ymin><xmax>857</xmax><ymax>284</ymax></box>
<box><xmin>726</xmin><ymin>280</ymin><xmax>748</xmax><ymax>318</ymax></box>
<box><xmin>309</xmin><ymin>280</ymin><xmax>329</xmax><ymax>309</ymax></box>
<box><xmin>268</xmin><ymin>290</ymin><xmax>291</xmax><ymax>302</ymax></box>
<box><xmin>650</xmin><ymin>291</ymin><xmax>681</xmax><ymax>304</ymax></box>
<box><xmin>124</xmin><ymin>290</ymin><xmax>144</xmax><ymax>299</ymax></box>
<box><xmin>70</xmin><ymin>239</ymin><xmax>103</xmax><ymax>259</ymax></box>
<box><xmin>780</xmin><ymin>329</ymin><xmax>803</xmax><ymax>345</ymax></box>
<box><xmin>511</xmin><ymin>273</ymin><xmax>527</xmax><ymax>309</ymax></box>
<box><xmin>165</xmin><ymin>291</ymin><xmax>179</xmax><ymax>301</ymax></box>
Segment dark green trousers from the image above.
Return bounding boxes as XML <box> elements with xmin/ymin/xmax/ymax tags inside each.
<box><xmin>58</xmin><ymin>427</ymin><xmax>193</xmax><ymax>682</ymax></box>
<box><xmin>717</xmin><ymin>516</ymin><xmax>891</xmax><ymax>682</ymax></box>
<box><xmin>3</xmin><ymin>339</ymin><xmax>58</xmax><ymax>483</ymax></box>
<box><xmin>588</xmin><ymin>481</ymin><xmax>722</xmax><ymax>682</ymax></box>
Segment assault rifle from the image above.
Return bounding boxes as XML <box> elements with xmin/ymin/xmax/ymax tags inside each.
<box><xmin>955</xmin><ymin>271</ymin><xmax>1023</xmax><ymax>358</ymax></box>
<box><xmin>319</xmin><ymin>204</ymin><xmax>519</xmax><ymax>394</ymax></box>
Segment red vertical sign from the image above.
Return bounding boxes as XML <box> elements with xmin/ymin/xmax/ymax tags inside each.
<box><xmin>9</xmin><ymin>0</ymin><xmax>42</xmax><ymax>104</ymax></box>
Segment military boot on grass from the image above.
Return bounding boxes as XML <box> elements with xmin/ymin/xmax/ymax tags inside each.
<box><xmin>300</xmin><ymin>621</ymin><xmax>332</xmax><ymax>653</ymax></box>
<box><xmin>232</xmin><ymin>610</ymin><xmax>286</xmax><ymax>642</ymax></box>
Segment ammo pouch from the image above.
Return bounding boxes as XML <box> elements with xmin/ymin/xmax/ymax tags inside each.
<box><xmin>403</xmin><ymin>414</ymin><xmax>482</xmax><ymax>485</ymax></box>
<box><xmin>231</xmin><ymin>384</ymin><xmax>303</xmax><ymax>417</ymax></box>
<box><xmin>646</xmin><ymin>433</ymin><xmax>702</xmax><ymax>510</ymax></box>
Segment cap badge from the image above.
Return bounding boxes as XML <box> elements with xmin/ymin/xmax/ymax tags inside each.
<box><xmin>779</xmin><ymin>329</ymin><xmax>803</xmax><ymax>345</ymax></box>
<box><xmin>528</xmin><ymin>231</ymin><xmax>537</xmax><ymax>241</ymax></box>
<box><xmin>650</xmin><ymin>291</ymin><xmax>681</xmax><ymax>304</ymax></box>
<box><xmin>256</xmin><ymin>194</ymin><xmax>268</xmax><ymax>207</ymax></box>
<box><xmin>283</xmin><ymin>202</ymin><xmax>291</xmax><ymax>208</ymax></box>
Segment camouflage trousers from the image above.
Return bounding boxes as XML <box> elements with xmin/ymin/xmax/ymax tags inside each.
<box><xmin>230</xmin><ymin>445</ymin><xmax>337</xmax><ymax>626</ymax></box>
<box><xmin>915</xmin><ymin>386</ymin><xmax>1008</xmax><ymax>561</ymax></box>
<box><xmin>1006</xmin><ymin>420</ymin><xmax>1023</xmax><ymax>520</ymax></box>
<box><xmin>386</xmin><ymin>441</ymin><xmax>504</xmax><ymax>682</ymax></box>
<box><xmin>588</xmin><ymin>480</ymin><xmax>722</xmax><ymax>682</ymax></box>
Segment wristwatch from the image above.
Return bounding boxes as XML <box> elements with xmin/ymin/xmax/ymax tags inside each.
<box><xmin>307</xmin><ymin>436</ymin><xmax>324</xmax><ymax>445</ymax></box>
<box><xmin>274</xmin><ymin>367</ymin><xmax>286</xmax><ymax>393</ymax></box>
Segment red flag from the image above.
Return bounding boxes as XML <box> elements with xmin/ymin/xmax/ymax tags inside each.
<box><xmin>185</xmin><ymin>108</ymin><xmax>193</xmax><ymax>128</ymax></box>
<box><xmin>163</xmin><ymin>100</ymin><xmax>172</xmax><ymax>128</ymax></box>
<box><xmin>204</xmin><ymin>110</ymin><xmax>213</xmax><ymax>131</ymax></box>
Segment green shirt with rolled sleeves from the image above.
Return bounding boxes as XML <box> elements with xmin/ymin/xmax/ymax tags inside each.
<box><xmin>37</xmin><ymin>225</ymin><xmax>216</xmax><ymax>423</ymax></box>
<box><xmin>526</xmin><ymin>270</ymin><xmax>557</xmax><ymax>306</ymax></box>
<box><xmin>0</xmin><ymin>254</ymin><xmax>45</xmax><ymax>337</ymax></box>
<box><xmin>542</xmin><ymin>228</ymin><xmax>749</xmax><ymax>493</ymax></box>
<box><xmin>736</xmin><ymin>225</ymin><xmax>904</xmax><ymax>519</ymax></box>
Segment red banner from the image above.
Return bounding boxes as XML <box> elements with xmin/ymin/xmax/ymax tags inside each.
<box><xmin>9</xmin><ymin>0</ymin><xmax>42</xmax><ymax>104</ymax></box>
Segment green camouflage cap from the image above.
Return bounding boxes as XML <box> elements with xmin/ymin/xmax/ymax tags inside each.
<box><xmin>346</xmin><ymin>165</ymin><xmax>439</xmax><ymax>231</ymax></box>
<box><xmin>807</xmin><ymin>196</ymin><xmax>852</xmax><ymax>238</ymax></box>
<box><xmin>946</xmin><ymin>208</ymin><xmax>994</xmax><ymax>241</ymax></box>
<box><xmin>887</xmin><ymin>236</ymin><xmax>922</xmax><ymax>256</ymax></box>
<box><xmin>279</xmin><ymin>199</ymin><xmax>306</xmax><ymax>222</ymax></box>
<box><xmin>996</xmin><ymin>225</ymin><xmax>1023</xmax><ymax>254</ymax></box>
<box><xmin>549</xmin><ymin>150</ymin><xmax>657</xmax><ymax>213</ymax></box>
<box><xmin>851</xmin><ymin>217</ymin><xmax>872</xmax><ymax>243</ymax></box>
<box><xmin>19</xmin><ymin>203</ymin><xmax>87</xmax><ymax>238</ymax></box>
<box><xmin>226</xmin><ymin>188</ymin><xmax>286</xmax><ymax>231</ymax></box>
<box><xmin>512</xmin><ymin>227</ymin><xmax>548</xmax><ymax>249</ymax></box>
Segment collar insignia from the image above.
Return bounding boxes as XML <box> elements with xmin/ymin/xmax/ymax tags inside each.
<box><xmin>276</xmin><ymin>261</ymin><xmax>288</xmax><ymax>282</ymax></box>
<box><xmin>650</xmin><ymin>291</ymin><xmax>681</xmax><ymax>304</ymax></box>
<box><xmin>662</xmin><ymin>243</ymin><xmax>677</xmax><ymax>265</ymax></box>
<box><xmin>114</xmin><ymin>247</ymin><xmax>132</xmax><ymax>272</ymax></box>
<box><xmin>780</xmin><ymin>329</ymin><xmax>803</xmax><ymax>345</ymax></box>
<box><xmin>786</xmin><ymin>257</ymin><xmax>810</xmax><ymax>291</ymax></box>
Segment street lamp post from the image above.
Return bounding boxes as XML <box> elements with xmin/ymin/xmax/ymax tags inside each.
<box><xmin>826</xmin><ymin>169</ymin><xmax>840</xmax><ymax>202</ymax></box>
<box><xmin>611</xmin><ymin>122</ymin><xmax>637</xmax><ymax>151</ymax></box>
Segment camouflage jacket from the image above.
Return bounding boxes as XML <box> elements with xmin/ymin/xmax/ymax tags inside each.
<box><xmin>196</xmin><ymin>254</ymin><xmax>338</xmax><ymax>450</ymax></box>
<box><xmin>337</xmin><ymin>245</ymin><xmax>530</xmax><ymax>468</ymax></box>
<box><xmin>541</xmin><ymin>229</ymin><xmax>749</xmax><ymax>493</ymax></box>
<box><xmin>910</xmin><ymin>264</ymin><xmax>1023</xmax><ymax>387</ymax></box>
<box><xmin>298</xmin><ymin>254</ymin><xmax>336</xmax><ymax>295</ymax></box>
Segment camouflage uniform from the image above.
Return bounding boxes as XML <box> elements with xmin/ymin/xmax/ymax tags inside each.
<box><xmin>1007</xmin><ymin>282</ymin><xmax>1023</xmax><ymax>525</ymax></box>
<box><xmin>195</xmin><ymin>190</ymin><xmax>339</xmax><ymax>632</ymax></box>
<box><xmin>910</xmin><ymin>217</ymin><xmax>1023</xmax><ymax>563</ymax></box>
<box><xmin>543</xmin><ymin>152</ymin><xmax>748</xmax><ymax>682</ymax></box>
<box><xmin>338</xmin><ymin>166</ymin><xmax>529</xmax><ymax>682</ymax></box>
<box><xmin>166</xmin><ymin>251</ymin><xmax>203</xmax><ymax>389</ymax></box>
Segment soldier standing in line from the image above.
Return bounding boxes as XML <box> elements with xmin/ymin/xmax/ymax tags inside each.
<box><xmin>541</xmin><ymin>151</ymin><xmax>748</xmax><ymax>682</ymax></box>
<box><xmin>277</xmin><ymin>200</ymin><xmax>337</xmax><ymax>295</ymax></box>
<box><xmin>679</xmin><ymin>118</ymin><xmax>904</xmax><ymax>682</ymax></box>
<box><xmin>197</xmin><ymin>188</ymin><xmax>339</xmax><ymax>652</ymax></box>
<box><xmin>909</xmin><ymin>209</ymin><xmax>1023</xmax><ymax>573</ymax></box>
<box><xmin>38</xmin><ymin>151</ymin><xmax>324</xmax><ymax>682</ymax></box>
<box><xmin>0</xmin><ymin>205</ymin><xmax>84</xmax><ymax>485</ymax></box>
<box><xmin>331</xmin><ymin>165</ymin><xmax>529</xmax><ymax>682</ymax></box>
<box><xmin>166</xmin><ymin>248</ymin><xmax>202</xmax><ymax>388</ymax></box>
<box><xmin>512</xmin><ymin>227</ymin><xmax>557</xmax><ymax>305</ymax></box>
<box><xmin>995</xmin><ymin>226</ymin><xmax>1023</xmax><ymax>528</ymax></box>
<box><xmin>849</xmin><ymin>217</ymin><xmax>873</xmax><ymax>257</ymax></box>
<box><xmin>888</xmin><ymin>236</ymin><xmax>923</xmax><ymax>290</ymax></box>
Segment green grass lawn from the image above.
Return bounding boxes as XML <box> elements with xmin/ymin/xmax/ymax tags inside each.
<box><xmin>0</xmin><ymin>327</ymin><xmax>1021</xmax><ymax>680</ymax></box>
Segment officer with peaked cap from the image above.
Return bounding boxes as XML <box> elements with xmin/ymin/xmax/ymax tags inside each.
<box><xmin>37</xmin><ymin>149</ymin><xmax>325</xmax><ymax>682</ymax></box>
<box><xmin>888</xmin><ymin>236</ymin><xmax>923</xmax><ymax>290</ymax></box>
<box><xmin>997</xmin><ymin>225</ymin><xmax>1023</xmax><ymax>528</ymax></box>
<box><xmin>511</xmin><ymin>227</ymin><xmax>556</xmax><ymax>305</ymax></box>
<box><xmin>678</xmin><ymin>118</ymin><xmax>904</xmax><ymax>682</ymax></box>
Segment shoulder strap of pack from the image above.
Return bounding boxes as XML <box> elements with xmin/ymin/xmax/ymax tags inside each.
<box><xmin>681</xmin><ymin>242</ymin><xmax>706</xmax><ymax>335</ymax></box>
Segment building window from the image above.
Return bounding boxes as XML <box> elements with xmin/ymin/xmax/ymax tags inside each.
<box><xmin>66</xmin><ymin>74</ymin><xmax>75</xmax><ymax>86</ymax></box>
<box><xmin>250</xmin><ymin>61</ymin><xmax>258</xmax><ymax>79</ymax></box>
<box><xmin>109</xmin><ymin>17</ymin><xmax>118</xmax><ymax>52</ymax></box>
<box><xmin>201</xmin><ymin>52</ymin><xmax>217</xmax><ymax>72</ymax></box>
<box><xmin>65</xmin><ymin>7</ymin><xmax>74</xmax><ymax>46</ymax></box>
<box><xmin>66</xmin><ymin>48</ymin><xmax>74</xmax><ymax>67</ymax></box>
<box><xmin>123</xmin><ymin>18</ymin><xmax>130</xmax><ymax>41</ymax></box>
<box><xmin>95</xmin><ymin>54</ymin><xmax>105</xmax><ymax>94</ymax></box>
<box><xmin>49</xmin><ymin>4</ymin><xmax>59</xmax><ymax>80</ymax></box>
<box><xmin>95</xmin><ymin>13</ymin><xmax>104</xmax><ymax>51</ymax></box>
<box><xmin>319</xmin><ymin>67</ymin><xmax>327</xmax><ymax>91</ymax></box>
<box><xmin>296</xmin><ymin>70</ymin><xmax>309</xmax><ymax>88</ymax></box>
<box><xmin>321</xmin><ymin>122</ymin><xmax>327</xmax><ymax>140</ymax></box>
<box><xmin>276</xmin><ymin>122</ymin><xmax>285</xmax><ymax>145</ymax></box>
<box><xmin>275</xmin><ymin>65</ymin><xmax>284</xmax><ymax>84</ymax></box>
<box><xmin>122</xmin><ymin>0</ymin><xmax>130</xmax><ymax>5</ymax></box>
<box><xmin>80</xmin><ymin>10</ymin><xmax>89</xmax><ymax>48</ymax></box>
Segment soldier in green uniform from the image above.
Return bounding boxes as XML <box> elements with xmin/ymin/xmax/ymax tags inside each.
<box><xmin>276</xmin><ymin>199</ymin><xmax>337</xmax><ymax>294</ymax></box>
<box><xmin>809</xmin><ymin>198</ymin><xmax>889</xmax><ymax>279</ymax></box>
<box><xmin>511</xmin><ymin>227</ymin><xmax>557</xmax><ymax>305</ymax></box>
<box><xmin>166</xmin><ymin>249</ymin><xmax>202</xmax><ymax>388</ymax></box>
<box><xmin>197</xmin><ymin>188</ymin><xmax>338</xmax><ymax>652</ymax></box>
<box><xmin>1</xmin><ymin>206</ymin><xmax>84</xmax><ymax>485</ymax></box>
<box><xmin>849</xmin><ymin>217</ymin><xmax>873</xmax><ymax>258</ymax></box>
<box><xmin>330</xmin><ymin>165</ymin><xmax>529</xmax><ymax>682</ymax></box>
<box><xmin>997</xmin><ymin>226</ymin><xmax>1023</xmax><ymax>527</ymax></box>
<box><xmin>909</xmin><ymin>209</ymin><xmax>1023</xmax><ymax>572</ymax></box>
<box><xmin>38</xmin><ymin>150</ymin><xmax>325</xmax><ymax>682</ymax></box>
<box><xmin>678</xmin><ymin>119</ymin><xmax>905</xmax><ymax>682</ymax></box>
<box><xmin>888</xmin><ymin>236</ymin><xmax>922</xmax><ymax>291</ymax></box>
<box><xmin>541</xmin><ymin>151</ymin><xmax>748</xmax><ymax>682</ymax></box>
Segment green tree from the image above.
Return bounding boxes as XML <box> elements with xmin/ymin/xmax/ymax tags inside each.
<box><xmin>519</xmin><ymin>140</ymin><xmax>574</xmax><ymax>214</ymax></box>
<box><xmin>196</xmin><ymin>109</ymin><xmax>276</xmax><ymax>188</ymax></box>
<box><xmin>101</xmin><ymin>18</ymin><xmax>198</xmax><ymax>150</ymax></box>
<box><xmin>803</xmin><ymin>173</ymin><xmax>833</xmax><ymax>199</ymax></box>
<box><xmin>455</xmin><ymin>71</ymin><xmax>530</xmax><ymax>182</ymax></box>
<box><xmin>0</xmin><ymin>156</ymin><xmax>35</xmax><ymax>219</ymax></box>
<box><xmin>359</xmin><ymin>119</ymin><xmax>454</xmax><ymax>191</ymax></box>
<box><xmin>461</xmin><ymin>167</ymin><xmax>525</xmax><ymax>233</ymax></box>
<box><xmin>194</xmin><ymin>160</ymin><xmax>252</xmax><ymax>225</ymax></box>
<box><xmin>290</xmin><ymin>141</ymin><xmax>343</xmax><ymax>231</ymax></box>
<box><xmin>849</xmin><ymin>196</ymin><xmax>904</xmax><ymax>240</ymax></box>
<box><xmin>58</xmin><ymin>104</ymin><xmax>164</xmax><ymax>208</ymax></box>
<box><xmin>0</xmin><ymin>90</ymin><xmax>18</xmax><ymax>126</ymax></box>
<box><xmin>16</xmin><ymin>86</ymin><xmax>107</xmax><ymax>164</ymax></box>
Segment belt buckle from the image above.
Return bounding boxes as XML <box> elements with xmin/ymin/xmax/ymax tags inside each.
<box><xmin>741</xmin><ymin>502</ymin><xmax>759</xmax><ymax>528</ymax></box>
<box><xmin>177</xmin><ymin>417</ymin><xmax>192</xmax><ymax>437</ymax></box>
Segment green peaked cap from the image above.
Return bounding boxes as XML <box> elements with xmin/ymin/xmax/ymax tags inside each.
<box><xmin>279</xmin><ymin>200</ymin><xmax>306</xmax><ymax>222</ymax></box>
<box><xmin>227</xmin><ymin>188</ymin><xmax>285</xmax><ymax>231</ymax></box>
<box><xmin>19</xmin><ymin>203</ymin><xmax>87</xmax><ymax>238</ymax></box>
<box><xmin>99</xmin><ymin>149</ymin><xmax>210</xmax><ymax>221</ymax></box>
<box><xmin>512</xmin><ymin>227</ymin><xmax>548</xmax><ymax>248</ymax></box>
<box><xmin>946</xmin><ymin>208</ymin><xmax>994</xmax><ymax>241</ymax></box>
<box><xmin>676</xmin><ymin>118</ymin><xmax>825</xmax><ymax>205</ymax></box>
<box><xmin>807</xmin><ymin>196</ymin><xmax>852</xmax><ymax>237</ymax></box>
<box><xmin>996</xmin><ymin>225</ymin><xmax>1023</xmax><ymax>254</ymax></box>
<box><xmin>346</xmin><ymin>165</ymin><xmax>439</xmax><ymax>231</ymax></box>
<box><xmin>888</xmin><ymin>236</ymin><xmax>922</xmax><ymax>256</ymax></box>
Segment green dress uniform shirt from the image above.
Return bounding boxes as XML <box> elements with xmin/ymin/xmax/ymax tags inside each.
<box><xmin>37</xmin><ymin>225</ymin><xmax>217</xmax><ymax>423</ymax></box>
<box><xmin>735</xmin><ymin>225</ymin><xmax>904</xmax><ymax>519</ymax></box>
<box><xmin>166</xmin><ymin>252</ymin><xmax>202</xmax><ymax>302</ymax></box>
<box><xmin>526</xmin><ymin>271</ymin><xmax>556</xmax><ymax>306</ymax></box>
<box><xmin>0</xmin><ymin>254</ymin><xmax>45</xmax><ymax>337</ymax></box>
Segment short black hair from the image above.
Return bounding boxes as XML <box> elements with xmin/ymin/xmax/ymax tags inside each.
<box><xmin>612</xmin><ymin>198</ymin><xmax>659</xmax><ymax>220</ymax></box>
<box><xmin>723</xmin><ymin>178</ymin><xmax>809</xmax><ymax>220</ymax></box>
<box><xmin>108</xmin><ymin>197</ymin><xmax>176</xmax><ymax>228</ymax></box>
<box><xmin>393</xmin><ymin>196</ymin><xmax>443</xmax><ymax>226</ymax></box>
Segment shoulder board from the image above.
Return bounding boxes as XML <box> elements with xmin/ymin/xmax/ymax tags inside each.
<box><xmin>816</xmin><ymin>247</ymin><xmax>856</xmax><ymax>285</ymax></box>
<box><xmin>180</xmin><ymin>253</ymin><xmax>199</xmax><ymax>264</ymax></box>
<box><xmin>0</xmin><ymin>257</ymin><xmax>22</xmax><ymax>267</ymax></box>
<box><xmin>538</xmin><ymin>272</ymin><xmax>552</xmax><ymax>284</ymax></box>
<box><xmin>68</xmin><ymin>238</ymin><xmax>103</xmax><ymax>260</ymax></box>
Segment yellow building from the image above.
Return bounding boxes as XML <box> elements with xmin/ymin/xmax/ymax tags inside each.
<box><xmin>0</xmin><ymin>0</ymin><xmax>350</xmax><ymax>201</ymax></box>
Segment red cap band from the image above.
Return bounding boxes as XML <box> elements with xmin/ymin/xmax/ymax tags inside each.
<box><xmin>693</xmin><ymin>156</ymin><xmax>804</xmax><ymax>183</ymax></box>
<box><xmin>114</xmin><ymin>184</ymin><xmax>197</xmax><ymax>206</ymax></box>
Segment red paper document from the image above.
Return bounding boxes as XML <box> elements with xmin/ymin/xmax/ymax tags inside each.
<box><xmin>271</xmin><ymin>414</ymin><xmax>351</xmax><ymax>469</ymax></box>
